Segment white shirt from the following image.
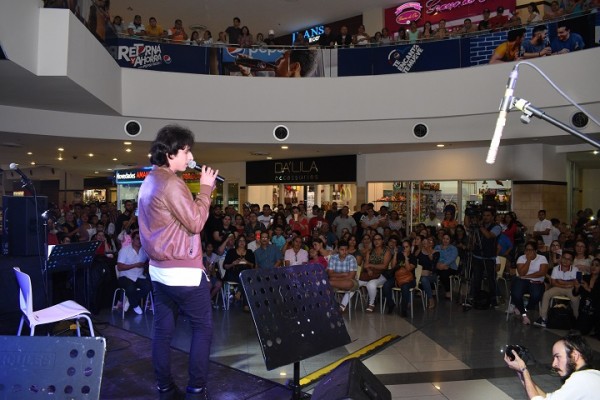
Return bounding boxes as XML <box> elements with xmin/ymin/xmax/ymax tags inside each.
<box><xmin>533</xmin><ymin>369</ymin><xmax>600</xmax><ymax>399</ymax></box>
<box><xmin>284</xmin><ymin>248</ymin><xmax>308</xmax><ymax>266</ymax></box>
<box><xmin>550</xmin><ymin>265</ymin><xmax>579</xmax><ymax>281</ymax></box>
<box><xmin>117</xmin><ymin>245</ymin><xmax>149</xmax><ymax>282</ymax></box>
<box><xmin>534</xmin><ymin>218</ymin><xmax>553</xmax><ymax>246</ymax></box>
<box><xmin>517</xmin><ymin>254</ymin><xmax>548</xmax><ymax>282</ymax></box>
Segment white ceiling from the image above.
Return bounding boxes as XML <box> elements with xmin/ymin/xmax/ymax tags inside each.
<box><xmin>110</xmin><ymin>0</ymin><xmax>401</xmax><ymax>38</ymax></box>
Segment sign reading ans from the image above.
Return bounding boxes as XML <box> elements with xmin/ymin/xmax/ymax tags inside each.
<box><xmin>292</xmin><ymin>25</ymin><xmax>325</xmax><ymax>44</ymax></box>
<box><xmin>246</xmin><ymin>155</ymin><xmax>357</xmax><ymax>184</ymax></box>
<box><xmin>108</xmin><ymin>38</ymin><xmax>210</xmax><ymax>74</ymax></box>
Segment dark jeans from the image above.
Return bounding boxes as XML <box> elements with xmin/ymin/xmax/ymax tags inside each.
<box><xmin>437</xmin><ymin>268</ymin><xmax>457</xmax><ymax>295</ymax></box>
<box><xmin>382</xmin><ymin>277</ymin><xmax>416</xmax><ymax>313</ymax></box>
<box><xmin>510</xmin><ymin>278</ymin><xmax>544</xmax><ymax>315</ymax></box>
<box><xmin>117</xmin><ymin>276</ymin><xmax>152</xmax><ymax>307</ymax></box>
<box><xmin>152</xmin><ymin>279</ymin><xmax>213</xmax><ymax>389</ymax></box>
<box><xmin>471</xmin><ymin>257</ymin><xmax>497</xmax><ymax>305</ymax></box>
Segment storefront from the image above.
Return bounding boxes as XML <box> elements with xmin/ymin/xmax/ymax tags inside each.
<box><xmin>114</xmin><ymin>167</ymin><xmax>223</xmax><ymax>211</ymax></box>
<box><xmin>246</xmin><ymin>155</ymin><xmax>358</xmax><ymax>211</ymax></box>
<box><xmin>368</xmin><ymin>179</ymin><xmax>512</xmax><ymax>233</ymax></box>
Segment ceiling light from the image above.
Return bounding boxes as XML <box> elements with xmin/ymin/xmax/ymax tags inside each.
<box><xmin>58</xmin><ymin>156</ymin><xmax>63</xmax><ymax>161</ymax></box>
<box><xmin>30</xmin><ymin>161</ymin><xmax>36</xmax><ymax>165</ymax></box>
<box><xmin>58</xmin><ymin>147</ymin><xmax>64</xmax><ymax>151</ymax></box>
<box><xmin>124</xmin><ymin>141</ymin><xmax>132</xmax><ymax>145</ymax></box>
<box><xmin>107</xmin><ymin>168</ymin><xmax>113</xmax><ymax>171</ymax></box>
<box><xmin>125</xmin><ymin>148</ymin><xmax>132</xmax><ymax>153</ymax></box>
<box><xmin>27</xmin><ymin>151</ymin><xmax>33</xmax><ymax>155</ymax></box>
<box><xmin>88</xmin><ymin>153</ymin><xmax>94</xmax><ymax>157</ymax></box>
<box><xmin>94</xmin><ymin>171</ymin><xmax>99</xmax><ymax>174</ymax></box>
<box><xmin>113</xmin><ymin>157</ymin><xmax>118</xmax><ymax>161</ymax></box>
<box><xmin>436</xmin><ymin>144</ymin><xmax>445</xmax><ymax>148</ymax></box>
<box><xmin>267</xmin><ymin>156</ymin><xmax>273</xmax><ymax>160</ymax></box>
<box><xmin>593</xmin><ymin>151</ymin><xmax>599</xmax><ymax>155</ymax></box>
<box><xmin>281</xmin><ymin>145</ymin><xmax>289</xmax><ymax>150</ymax></box>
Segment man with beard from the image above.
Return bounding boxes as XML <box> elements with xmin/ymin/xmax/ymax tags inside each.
<box><xmin>522</xmin><ymin>25</ymin><xmax>552</xmax><ymax>59</ymax></box>
<box><xmin>504</xmin><ymin>334</ymin><xmax>600</xmax><ymax>399</ymax></box>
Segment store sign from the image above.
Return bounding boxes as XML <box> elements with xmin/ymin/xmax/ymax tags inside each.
<box><xmin>115</xmin><ymin>167</ymin><xmax>152</xmax><ymax>184</ymax></box>
<box><xmin>395</xmin><ymin>2</ymin><xmax>423</xmax><ymax>24</ymax></box>
<box><xmin>292</xmin><ymin>25</ymin><xmax>325</xmax><ymax>44</ymax></box>
<box><xmin>246</xmin><ymin>155</ymin><xmax>356</xmax><ymax>184</ymax></box>
<box><xmin>425</xmin><ymin>0</ymin><xmax>491</xmax><ymax>15</ymax></box>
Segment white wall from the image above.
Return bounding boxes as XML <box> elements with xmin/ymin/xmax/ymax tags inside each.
<box><xmin>362</xmin><ymin>8</ymin><xmax>384</xmax><ymax>36</ymax></box>
<box><xmin>582</xmin><ymin>168</ymin><xmax>600</xmax><ymax>212</ymax></box>
<box><xmin>0</xmin><ymin>0</ymin><xmax>41</xmax><ymax>73</ymax></box>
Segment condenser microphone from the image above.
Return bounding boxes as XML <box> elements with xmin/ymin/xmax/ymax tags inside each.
<box><xmin>187</xmin><ymin>160</ymin><xmax>225</xmax><ymax>182</ymax></box>
<box><xmin>9</xmin><ymin>162</ymin><xmax>32</xmax><ymax>186</ymax></box>
<box><xmin>486</xmin><ymin>65</ymin><xmax>519</xmax><ymax>164</ymax></box>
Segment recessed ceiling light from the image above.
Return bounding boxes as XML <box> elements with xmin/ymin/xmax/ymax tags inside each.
<box><xmin>58</xmin><ymin>147</ymin><xmax>64</xmax><ymax>151</ymax></box>
<box><xmin>113</xmin><ymin>157</ymin><xmax>118</xmax><ymax>161</ymax></box>
<box><xmin>94</xmin><ymin>171</ymin><xmax>99</xmax><ymax>174</ymax></box>
<box><xmin>147</xmin><ymin>153</ymin><xmax>151</xmax><ymax>157</ymax></box>
<box><xmin>30</xmin><ymin>161</ymin><xmax>35</xmax><ymax>165</ymax></box>
<box><xmin>124</xmin><ymin>141</ymin><xmax>132</xmax><ymax>145</ymax></box>
<box><xmin>88</xmin><ymin>153</ymin><xmax>94</xmax><ymax>157</ymax></box>
<box><xmin>125</xmin><ymin>148</ymin><xmax>132</xmax><ymax>153</ymax></box>
<box><xmin>27</xmin><ymin>151</ymin><xmax>33</xmax><ymax>155</ymax></box>
<box><xmin>267</xmin><ymin>156</ymin><xmax>273</xmax><ymax>160</ymax></box>
<box><xmin>436</xmin><ymin>144</ymin><xmax>445</xmax><ymax>148</ymax></box>
<box><xmin>107</xmin><ymin>168</ymin><xmax>113</xmax><ymax>171</ymax></box>
<box><xmin>281</xmin><ymin>145</ymin><xmax>288</xmax><ymax>150</ymax></box>
<box><xmin>593</xmin><ymin>151</ymin><xmax>599</xmax><ymax>155</ymax></box>
<box><xmin>58</xmin><ymin>156</ymin><xmax>63</xmax><ymax>161</ymax></box>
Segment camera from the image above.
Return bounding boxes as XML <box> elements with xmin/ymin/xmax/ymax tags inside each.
<box><xmin>503</xmin><ymin>344</ymin><xmax>529</xmax><ymax>362</ymax></box>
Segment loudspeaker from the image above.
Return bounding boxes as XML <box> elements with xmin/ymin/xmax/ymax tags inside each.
<box><xmin>273</xmin><ymin>125</ymin><xmax>289</xmax><ymax>141</ymax></box>
<box><xmin>2</xmin><ymin>196</ymin><xmax>47</xmax><ymax>256</ymax></box>
<box><xmin>124</xmin><ymin>120</ymin><xmax>142</xmax><ymax>136</ymax></box>
<box><xmin>311</xmin><ymin>358</ymin><xmax>391</xmax><ymax>400</ymax></box>
<box><xmin>413</xmin><ymin>123</ymin><xmax>428</xmax><ymax>138</ymax></box>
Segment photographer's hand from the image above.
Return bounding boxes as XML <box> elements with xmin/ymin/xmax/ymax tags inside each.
<box><xmin>504</xmin><ymin>351</ymin><xmax>546</xmax><ymax>399</ymax></box>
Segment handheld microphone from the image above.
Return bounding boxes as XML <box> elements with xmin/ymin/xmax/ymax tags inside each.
<box><xmin>9</xmin><ymin>163</ymin><xmax>32</xmax><ymax>187</ymax></box>
<box><xmin>187</xmin><ymin>160</ymin><xmax>225</xmax><ymax>182</ymax></box>
<box><xmin>486</xmin><ymin>65</ymin><xmax>519</xmax><ymax>164</ymax></box>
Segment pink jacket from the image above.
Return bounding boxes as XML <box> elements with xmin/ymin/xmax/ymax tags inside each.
<box><xmin>138</xmin><ymin>166</ymin><xmax>212</xmax><ymax>269</ymax></box>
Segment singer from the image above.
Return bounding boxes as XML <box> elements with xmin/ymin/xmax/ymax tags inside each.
<box><xmin>504</xmin><ymin>334</ymin><xmax>600</xmax><ymax>399</ymax></box>
<box><xmin>137</xmin><ymin>124</ymin><xmax>219</xmax><ymax>400</ymax></box>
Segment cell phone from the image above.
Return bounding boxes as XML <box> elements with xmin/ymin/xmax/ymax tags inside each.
<box><xmin>255</xmin><ymin>232</ymin><xmax>261</xmax><ymax>241</ymax></box>
<box><xmin>576</xmin><ymin>271</ymin><xmax>582</xmax><ymax>283</ymax></box>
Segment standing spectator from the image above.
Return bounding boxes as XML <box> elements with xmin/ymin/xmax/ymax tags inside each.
<box><xmin>200</xmin><ymin>30</ymin><xmax>213</xmax><ymax>45</ymax></box>
<box><xmin>257</xmin><ymin>204</ymin><xmax>273</xmax><ymax>230</ymax></box>
<box><xmin>551</xmin><ymin>22</ymin><xmax>585</xmax><ymax>54</ymax></box>
<box><xmin>489</xmin><ymin>28</ymin><xmax>526</xmax><ymax>64</ymax></box>
<box><xmin>265</xmin><ymin>30</ymin><xmax>277</xmax><ymax>46</ymax></box>
<box><xmin>469</xmin><ymin>209</ymin><xmax>502</xmax><ymax>308</ymax></box>
<box><xmin>146</xmin><ymin>17</ymin><xmax>166</xmax><ymax>39</ymax></box>
<box><xmin>127</xmin><ymin>14</ymin><xmax>145</xmax><ymax>36</ymax></box>
<box><xmin>460</xmin><ymin>18</ymin><xmax>477</xmax><ymax>35</ymax></box>
<box><xmin>522</xmin><ymin>25</ymin><xmax>552</xmax><ymax>59</ymax></box>
<box><xmin>318</xmin><ymin>26</ymin><xmax>335</xmax><ymax>47</ymax></box>
<box><xmin>289</xmin><ymin>206</ymin><xmax>309</xmax><ymax>239</ymax></box>
<box><xmin>116</xmin><ymin>231</ymin><xmax>151</xmax><ymax>315</ymax></box>
<box><xmin>353</xmin><ymin>25</ymin><xmax>370</xmax><ymax>46</ymax></box>
<box><xmin>225</xmin><ymin>17</ymin><xmax>242</xmax><ymax>44</ymax></box>
<box><xmin>533</xmin><ymin>209</ymin><xmax>553</xmax><ymax>247</ymax></box>
<box><xmin>479</xmin><ymin>8</ymin><xmax>491</xmax><ymax>30</ymax></box>
<box><xmin>254</xmin><ymin>32</ymin><xmax>266</xmax><ymax>47</ymax></box>
<box><xmin>215</xmin><ymin>31</ymin><xmax>227</xmax><ymax>45</ymax></box>
<box><xmin>112</xmin><ymin>15</ymin><xmax>125</xmax><ymax>34</ymax></box>
<box><xmin>137</xmin><ymin>125</ymin><xmax>219</xmax><ymax>398</ymax></box>
<box><xmin>115</xmin><ymin>200</ymin><xmax>137</xmax><ymax>240</ymax></box>
<box><xmin>435</xmin><ymin>232</ymin><xmax>459</xmax><ymax>299</ymax></box>
<box><xmin>168</xmin><ymin>19</ymin><xmax>188</xmax><ymax>43</ymax></box>
<box><xmin>325</xmin><ymin>202</ymin><xmax>339</xmax><ymax>226</ymax></box>
<box><xmin>434</xmin><ymin>19</ymin><xmax>449</xmax><ymax>39</ymax></box>
<box><xmin>335</xmin><ymin>26</ymin><xmax>352</xmax><ymax>47</ymax></box>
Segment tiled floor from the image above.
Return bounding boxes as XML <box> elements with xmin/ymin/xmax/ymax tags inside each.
<box><xmin>103</xmin><ymin>293</ymin><xmax>600</xmax><ymax>400</ymax></box>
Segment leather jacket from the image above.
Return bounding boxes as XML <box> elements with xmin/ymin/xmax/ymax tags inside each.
<box><xmin>138</xmin><ymin>166</ymin><xmax>212</xmax><ymax>269</ymax></box>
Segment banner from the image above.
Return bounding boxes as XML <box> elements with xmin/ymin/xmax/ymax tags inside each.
<box><xmin>338</xmin><ymin>39</ymin><xmax>464</xmax><ymax>76</ymax></box>
<box><xmin>108</xmin><ymin>38</ymin><xmax>210</xmax><ymax>74</ymax></box>
<box><xmin>246</xmin><ymin>155</ymin><xmax>356</xmax><ymax>184</ymax></box>
<box><xmin>220</xmin><ymin>47</ymin><xmax>324</xmax><ymax>77</ymax></box>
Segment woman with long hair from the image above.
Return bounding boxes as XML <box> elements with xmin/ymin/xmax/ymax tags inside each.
<box><xmin>574</xmin><ymin>240</ymin><xmax>593</xmax><ymax>274</ymax></box>
<box><xmin>359</xmin><ymin>233</ymin><xmax>391</xmax><ymax>312</ymax></box>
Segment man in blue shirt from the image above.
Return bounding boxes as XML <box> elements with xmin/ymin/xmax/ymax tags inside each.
<box><xmin>551</xmin><ymin>22</ymin><xmax>585</xmax><ymax>54</ymax></box>
<box><xmin>254</xmin><ymin>232</ymin><xmax>282</xmax><ymax>269</ymax></box>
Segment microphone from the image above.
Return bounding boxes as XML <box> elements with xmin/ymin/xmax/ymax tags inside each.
<box><xmin>486</xmin><ymin>65</ymin><xmax>519</xmax><ymax>164</ymax></box>
<box><xmin>9</xmin><ymin>163</ymin><xmax>32</xmax><ymax>186</ymax></box>
<box><xmin>187</xmin><ymin>160</ymin><xmax>225</xmax><ymax>182</ymax></box>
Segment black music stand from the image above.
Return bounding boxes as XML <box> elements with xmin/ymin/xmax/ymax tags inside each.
<box><xmin>47</xmin><ymin>241</ymin><xmax>101</xmax><ymax>309</ymax></box>
<box><xmin>240</xmin><ymin>264</ymin><xmax>352</xmax><ymax>400</ymax></box>
<box><xmin>0</xmin><ymin>335</ymin><xmax>106</xmax><ymax>400</ymax></box>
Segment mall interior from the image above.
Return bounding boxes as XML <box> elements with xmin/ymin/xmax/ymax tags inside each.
<box><xmin>0</xmin><ymin>0</ymin><xmax>599</xmax><ymax>399</ymax></box>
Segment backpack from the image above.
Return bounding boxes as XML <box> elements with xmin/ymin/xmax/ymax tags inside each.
<box><xmin>547</xmin><ymin>303</ymin><xmax>575</xmax><ymax>330</ymax></box>
<box><xmin>473</xmin><ymin>290</ymin><xmax>491</xmax><ymax>310</ymax></box>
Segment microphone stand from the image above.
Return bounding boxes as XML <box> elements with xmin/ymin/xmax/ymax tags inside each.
<box><xmin>512</xmin><ymin>97</ymin><xmax>600</xmax><ymax>149</ymax></box>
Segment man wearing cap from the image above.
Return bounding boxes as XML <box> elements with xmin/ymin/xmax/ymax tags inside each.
<box><xmin>265</xmin><ymin>30</ymin><xmax>277</xmax><ymax>46</ymax></box>
<box><xmin>489</xmin><ymin>7</ymin><xmax>509</xmax><ymax>30</ymax></box>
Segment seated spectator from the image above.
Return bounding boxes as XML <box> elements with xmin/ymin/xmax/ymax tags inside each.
<box><xmin>309</xmin><ymin>246</ymin><xmax>328</xmax><ymax>269</ymax></box>
<box><xmin>47</xmin><ymin>217</ymin><xmax>59</xmax><ymax>245</ymax></box>
<box><xmin>127</xmin><ymin>14</ymin><xmax>146</xmax><ymax>36</ymax></box>
<box><xmin>225</xmin><ymin>17</ymin><xmax>242</xmax><ymax>44</ymax></box>
<box><xmin>534</xmin><ymin>250</ymin><xmax>580</xmax><ymax>327</ymax></box>
<box><xmin>318</xmin><ymin>26</ymin><xmax>335</xmax><ymax>47</ymax></box>
<box><xmin>522</xmin><ymin>25</ymin><xmax>552</xmax><ymax>59</ymax></box>
<box><xmin>168</xmin><ymin>19</ymin><xmax>188</xmax><ymax>42</ymax></box>
<box><xmin>201</xmin><ymin>30</ymin><xmax>213</xmax><ymax>45</ymax></box>
<box><xmin>255</xmin><ymin>32</ymin><xmax>266</xmax><ymax>47</ymax></box>
<box><xmin>215</xmin><ymin>31</ymin><xmax>227</xmax><ymax>45</ymax></box>
<box><xmin>116</xmin><ymin>231</ymin><xmax>151</xmax><ymax>315</ymax></box>
<box><xmin>383</xmin><ymin>239</ymin><xmax>416</xmax><ymax>317</ymax></box>
<box><xmin>544</xmin><ymin>1</ymin><xmax>566</xmax><ymax>20</ymax></box>
<box><xmin>489</xmin><ymin>6</ymin><xmax>509</xmax><ymax>30</ymax></box>
<box><xmin>284</xmin><ymin>236</ymin><xmax>308</xmax><ymax>266</ymax></box>
<box><xmin>293</xmin><ymin>33</ymin><xmax>307</xmax><ymax>47</ymax></box>
<box><xmin>574</xmin><ymin>239</ymin><xmax>593</xmax><ymax>274</ymax></box>
<box><xmin>271</xmin><ymin>225</ymin><xmax>286</xmax><ymax>250</ymax></box>
<box><xmin>238</xmin><ymin>26</ymin><xmax>253</xmax><ymax>47</ymax></box>
<box><xmin>146</xmin><ymin>17</ymin><xmax>166</xmax><ymax>39</ymax></box>
<box><xmin>566</xmin><ymin>0</ymin><xmax>585</xmax><ymax>14</ymax></box>
<box><xmin>289</xmin><ymin>206</ymin><xmax>310</xmax><ymax>239</ymax></box>
<box><xmin>526</xmin><ymin>3</ymin><xmax>542</xmax><ymax>24</ymax></box>
<box><xmin>78</xmin><ymin>213</ymin><xmax>96</xmax><ymax>242</ymax></box>
<box><xmin>335</xmin><ymin>26</ymin><xmax>352</xmax><ymax>47</ymax></box>
<box><xmin>188</xmin><ymin>30</ymin><xmax>201</xmax><ymax>45</ymax></box>
<box><xmin>417</xmin><ymin>236</ymin><xmax>440</xmax><ymax>309</ymax></box>
<box><xmin>551</xmin><ymin>22</ymin><xmax>585</xmax><ymax>54</ymax></box>
<box><xmin>254</xmin><ymin>232</ymin><xmax>283</xmax><ymax>269</ymax></box>
<box><xmin>112</xmin><ymin>15</ymin><xmax>125</xmax><ymax>35</ymax></box>
<box><xmin>358</xmin><ymin>233</ymin><xmax>391</xmax><ymax>312</ymax></box>
<box><xmin>507</xmin><ymin>11</ymin><xmax>523</xmax><ymax>28</ymax></box>
<box><xmin>510</xmin><ymin>241</ymin><xmax>549</xmax><ymax>325</ymax></box>
<box><xmin>327</xmin><ymin>241</ymin><xmax>359</xmax><ymax>312</ymax></box>
<box><xmin>353</xmin><ymin>25</ymin><xmax>370</xmax><ymax>46</ymax></box>
<box><xmin>319</xmin><ymin>223</ymin><xmax>337</xmax><ymax>249</ymax></box>
<box><xmin>202</xmin><ymin>242</ymin><xmax>223</xmax><ymax>304</ymax></box>
<box><xmin>222</xmin><ymin>236</ymin><xmax>255</xmax><ymax>282</ymax></box>
<box><xmin>372</xmin><ymin>31</ymin><xmax>383</xmax><ymax>45</ymax></box>
<box><xmin>396</xmin><ymin>28</ymin><xmax>408</xmax><ymax>42</ymax></box>
<box><xmin>489</xmin><ymin>28</ymin><xmax>526</xmax><ymax>64</ymax></box>
<box><xmin>247</xmin><ymin>228</ymin><xmax>262</xmax><ymax>252</ymax></box>
<box><xmin>407</xmin><ymin>21</ymin><xmax>419</xmax><ymax>43</ymax></box>
<box><xmin>459</xmin><ymin>18</ymin><xmax>477</xmax><ymax>35</ymax></box>
<box><xmin>435</xmin><ymin>233</ymin><xmax>458</xmax><ymax>299</ymax></box>
<box><xmin>573</xmin><ymin>258</ymin><xmax>600</xmax><ymax>335</ymax></box>
<box><xmin>381</xmin><ymin>27</ymin><xmax>392</xmax><ymax>44</ymax></box>
<box><xmin>419</xmin><ymin>21</ymin><xmax>435</xmax><ymax>40</ymax></box>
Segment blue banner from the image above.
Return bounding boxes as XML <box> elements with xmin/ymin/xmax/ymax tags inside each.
<box><xmin>338</xmin><ymin>39</ymin><xmax>463</xmax><ymax>76</ymax></box>
<box><xmin>108</xmin><ymin>38</ymin><xmax>210</xmax><ymax>74</ymax></box>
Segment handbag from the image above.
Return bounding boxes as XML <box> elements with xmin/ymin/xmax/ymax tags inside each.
<box><xmin>395</xmin><ymin>267</ymin><xmax>414</xmax><ymax>286</ymax></box>
<box><xmin>360</xmin><ymin>269</ymin><xmax>381</xmax><ymax>281</ymax></box>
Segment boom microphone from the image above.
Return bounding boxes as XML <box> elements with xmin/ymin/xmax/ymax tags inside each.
<box><xmin>9</xmin><ymin>162</ymin><xmax>32</xmax><ymax>186</ymax></box>
<box><xmin>187</xmin><ymin>160</ymin><xmax>225</xmax><ymax>182</ymax></box>
<box><xmin>486</xmin><ymin>65</ymin><xmax>519</xmax><ymax>164</ymax></box>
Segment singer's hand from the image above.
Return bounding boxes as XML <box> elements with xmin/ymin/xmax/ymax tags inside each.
<box><xmin>199</xmin><ymin>165</ymin><xmax>219</xmax><ymax>188</ymax></box>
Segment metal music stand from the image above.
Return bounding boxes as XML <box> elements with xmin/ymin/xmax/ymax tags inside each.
<box><xmin>240</xmin><ymin>264</ymin><xmax>352</xmax><ymax>400</ymax></box>
<box><xmin>47</xmin><ymin>241</ymin><xmax>101</xmax><ymax>309</ymax></box>
<box><xmin>0</xmin><ymin>335</ymin><xmax>106</xmax><ymax>400</ymax></box>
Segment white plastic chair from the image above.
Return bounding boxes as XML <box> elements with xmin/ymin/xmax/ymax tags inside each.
<box><xmin>335</xmin><ymin>265</ymin><xmax>364</xmax><ymax>321</ymax></box>
<box><xmin>111</xmin><ymin>266</ymin><xmax>154</xmax><ymax>319</ymax></box>
<box><xmin>496</xmin><ymin>256</ymin><xmax>508</xmax><ymax>301</ymax></box>
<box><xmin>449</xmin><ymin>256</ymin><xmax>461</xmax><ymax>302</ymax></box>
<box><xmin>13</xmin><ymin>267</ymin><xmax>95</xmax><ymax>337</ymax></box>
<box><xmin>219</xmin><ymin>256</ymin><xmax>239</xmax><ymax>310</ymax></box>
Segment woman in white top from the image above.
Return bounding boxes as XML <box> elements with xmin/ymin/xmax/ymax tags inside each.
<box><xmin>284</xmin><ymin>236</ymin><xmax>309</xmax><ymax>266</ymax></box>
<box><xmin>573</xmin><ymin>240</ymin><xmax>593</xmax><ymax>274</ymax></box>
<box><xmin>511</xmin><ymin>241</ymin><xmax>548</xmax><ymax>325</ymax></box>
<box><xmin>526</xmin><ymin>3</ymin><xmax>542</xmax><ymax>24</ymax></box>
<box><xmin>387</xmin><ymin>210</ymin><xmax>403</xmax><ymax>232</ymax></box>
<box><xmin>353</xmin><ymin>25</ymin><xmax>370</xmax><ymax>46</ymax></box>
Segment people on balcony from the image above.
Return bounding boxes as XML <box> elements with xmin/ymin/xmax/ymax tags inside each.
<box><xmin>127</xmin><ymin>14</ymin><xmax>146</xmax><ymax>36</ymax></box>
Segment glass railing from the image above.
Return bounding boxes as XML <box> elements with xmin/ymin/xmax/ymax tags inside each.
<box><xmin>49</xmin><ymin>2</ymin><xmax>598</xmax><ymax>77</ymax></box>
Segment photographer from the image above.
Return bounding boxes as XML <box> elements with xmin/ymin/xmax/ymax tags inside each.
<box><xmin>468</xmin><ymin>208</ymin><xmax>502</xmax><ymax>308</ymax></box>
<box><xmin>504</xmin><ymin>334</ymin><xmax>600</xmax><ymax>399</ymax></box>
